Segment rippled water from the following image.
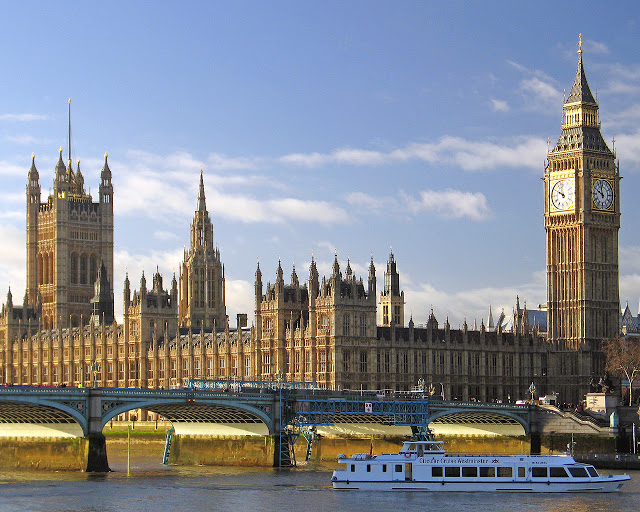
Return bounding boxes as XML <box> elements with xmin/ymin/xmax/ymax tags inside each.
<box><xmin>1</xmin><ymin>443</ymin><xmax>640</xmax><ymax>512</ymax></box>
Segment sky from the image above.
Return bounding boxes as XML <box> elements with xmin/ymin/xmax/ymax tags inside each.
<box><xmin>1</xmin><ymin>1</ymin><xmax>640</xmax><ymax>329</ymax></box>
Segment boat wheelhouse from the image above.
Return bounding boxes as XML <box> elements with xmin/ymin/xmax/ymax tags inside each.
<box><xmin>331</xmin><ymin>439</ymin><xmax>630</xmax><ymax>492</ymax></box>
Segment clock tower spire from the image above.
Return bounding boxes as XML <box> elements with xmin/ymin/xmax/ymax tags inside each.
<box><xmin>544</xmin><ymin>35</ymin><xmax>620</xmax><ymax>401</ymax></box>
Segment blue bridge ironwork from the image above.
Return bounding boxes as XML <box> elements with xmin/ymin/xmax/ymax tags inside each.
<box><xmin>0</xmin><ymin>386</ymin><xmax>533</xmax><ymax>470</ymax></box>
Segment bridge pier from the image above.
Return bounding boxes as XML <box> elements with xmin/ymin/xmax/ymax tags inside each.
<box><xmin>86</xmin><ymin>389</ymin><xmax>110</xmax><ymax>472</ymax></box>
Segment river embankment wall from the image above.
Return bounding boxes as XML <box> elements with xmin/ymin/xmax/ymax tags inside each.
<box><xmin>0</xmin><ymin>431</ymin><xmax>619</xmax><ymax>470</ymax></box>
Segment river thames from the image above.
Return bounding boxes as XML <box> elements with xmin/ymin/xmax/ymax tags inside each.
<box><xmin>1</xmin><ymin>444</ymin><xmax>639</xmax><ymax>512</ymax></box>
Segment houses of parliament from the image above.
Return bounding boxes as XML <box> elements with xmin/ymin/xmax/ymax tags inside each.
<box><xmin>0</xmin><ymin>41</ymin><xmax>622</xmax><ymax>405</ymax></box>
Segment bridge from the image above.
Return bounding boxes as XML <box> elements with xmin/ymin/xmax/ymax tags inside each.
<box><xmin>0</xmin><ymin>385</ymin><xmax>564</xmax><ymax>471</ymax></box>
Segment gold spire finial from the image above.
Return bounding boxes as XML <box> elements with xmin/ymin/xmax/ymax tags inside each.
<box><xmin>68</xmin><ymin>98</ymin><xmax>71</xmax><ymax>104</ymax></box>
<box><xmin>59</xmin><ymin>146</ymin><xmax>63</xmax><ymax>154</ymax></box>
<box><xmin>104</xmin><ymin>152</ymin><xmax>108</xmax><ymax>159</ymax></box>
<box><xmin>76</xmin><ymin>158</ymin><xmax>80</xmax><ymax>164</ymax></box>
<box><xmin>31</xmin><ymin>152</ymin><xmax>35</xmax><ymax>159</ymax></box>
<box><xmin>578</xmin><ymin>33</ymin><xmax>583</xmax><ymax>55</ymax></box>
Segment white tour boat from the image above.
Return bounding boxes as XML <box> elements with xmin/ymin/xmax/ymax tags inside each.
<box><xmin>331</xmin><ymin>438</ymin><xmax>630</xmax><ymax>492</ymax></box>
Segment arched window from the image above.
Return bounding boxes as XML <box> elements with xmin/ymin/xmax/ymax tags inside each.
<box><xmin>38</xmin><ymin>253</ymin><xmax>44</xmax><ymax>285</ymax></box>
<box><xmin>80</xmin><ymin>254</ymin><xmax>87</xmax><ymax>284</ymax></box>
<box><xmin>70</xmin><ymin>253</ymin><xmax>78</xmax><ymax>284</ymax></box>
<box><xmin>49</xmin><ymin>252</ymin><xmax>54</xmax><ymax>284</ymax></box>
<box><xmin>42</xmin><ymin>253</ymin><xmax>49</xmax><ymax>284</ymax></box>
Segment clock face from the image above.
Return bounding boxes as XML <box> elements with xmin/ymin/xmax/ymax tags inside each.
<box><xmin>592</xmin><ymin>179</ymin><xmax>614</xmax><ymax>210</ymax></box>
<box><xmin>551</xmin><ymin>179</ymin><xmax>575</xmax><ymax>210</ymax></box>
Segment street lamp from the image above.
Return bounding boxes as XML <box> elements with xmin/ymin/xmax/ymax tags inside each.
<box><xmin>417</xmin><ymin>378</ymin><xmax>425</xmax><ymax>398</ymax></box>
<box><xmin>91</xmin><ymin>361</ymin><xmax>101</xmax><ymax>388</ymax></box>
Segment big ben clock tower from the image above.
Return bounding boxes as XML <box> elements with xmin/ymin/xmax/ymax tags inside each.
<box><xmin>544</xmin><ymin>35</ymin><xmax>620</xmax><ymax>398</ymax></box>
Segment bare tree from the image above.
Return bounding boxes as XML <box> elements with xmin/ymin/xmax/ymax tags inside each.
<box><xmin>603</xmin><ymin>336</ymin><xmax>640</xmax><ymax>406</ymax></box>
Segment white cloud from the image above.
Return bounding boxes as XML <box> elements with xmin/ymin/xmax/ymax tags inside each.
<box><xmin>0</xmin><ymin>224</ymin><xmax>26</xmax><ymax>301</ymax></box>
<box><xmin>207</xmin><ymin>152</ymin><xmax>262</xmax><ymax>171</ymax></box>
<box><xmin>225</xmin><ymin>279</ymin><xmax>254</xmax><ymax>325</ymax></box>
<box><xmin>6</xmin><ymin>135</ymin><xmax>39</xmax><ymax>145</ymax></box>
<box><xmin>403</xmin><ymin>189</ymin><xmax>491</xmax><ymax>221</ymax></box>
<box><xmin>615</xmin><ymin>130</ymin><xmax>640</xmax><ymax>164</ymax></box>
<box><xmin>404</xmin><ymin>270</ymin><xmax>546</xmax><ymax>328</ymax></box>
<box><xmin>506</xmin><ymin>59</ymin><xmax>562</xmax><ymax>110</ymax></box>
<box><xmin>114</xmin><ymin>150</ymin><xmax>352</xmax><ymax>226</ymax></box>
<box><xmin>0</xmin><ymin>113</ymin><xmax>48</xmax><ymax>122</ymax></box>
<box><xmin>606</xmin><ymin>104</ymin><xmax>640</xmax><ymax>131</ymax></box>
<box><xmin>585</xmin><ymin>39</ymin><xmax>609</xmax><ymax>55</ymax></box>
<box><xmin>491</xmin><ymin>99</ymin><xmax>509</xmax><ymax>112</ymax></box>
<box><xmin>345</xmin><ymin>192</ymin><xmax>394</xmax><ymax>212</ymax></box>
<box><xmin>280</xmin><ymin>136</ymin><xmax>546</xmax><ymax>172</ymax></box>
<box><xmin>0</xmin><ymin>160</ymin><xmax>27</xmax><ymax>177</ymax></box>
<box><xmin>520</xmin><ymin>77</ymin><xmax>562</xmax><ymax>104</ymax></box>
<box><xmin>154</xmin><ymin>230</ymin><xmax>179</xmax><ymax>241</ymax></box>
<box><xmin>621</xmin><ymin>245</ymin><xmax>640</xmax><ymax>274</ymax></box>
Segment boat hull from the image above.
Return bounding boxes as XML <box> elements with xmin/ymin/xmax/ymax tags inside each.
<box><xmin>332</xmin><ymin>476</ymin><xmax>629</xmax><ymax>493</ymax></box>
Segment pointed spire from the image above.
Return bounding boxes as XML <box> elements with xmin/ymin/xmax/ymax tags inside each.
<box><xmin>276</xmin><ymin>256</ymin><xmax>284</xmax><ymax>282</ymax></box>
<box><xmin>101</xmin><ymin>152</ymin><xmax>111</xmax><ymax>179</ymax></box>
<box><xmin>566</xmin><ymin>33</ymin><xmax>596</xmax><ymax>105</ymax></box>
<box><xmin>55</xmin><ymin>146</ymin><xmax>66</xmax><ymax>181</ymax></box>
<box><xmin>197</xmin><ymin>166</ymin><xmax>207</xmax><ymax>212</ymax></box>
<box><xmin>332</xmin><ymin>251</ymin><xmax>340</xmax><ymax>277</ymax></box>
<box><xmin>28</xmin><ymin>152</ymin><xmax>39</xmax><ymax>181</ymax></box>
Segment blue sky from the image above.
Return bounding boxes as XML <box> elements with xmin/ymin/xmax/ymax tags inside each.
<box><xmin>1</xmin><ymin>1</ymin><xmax>640</xmax><ymax>328</ymax></box>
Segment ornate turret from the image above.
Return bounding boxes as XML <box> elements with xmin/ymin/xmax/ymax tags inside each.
<box><xmin>368</xmin><ymin>254</ymin><xmax>376</xmax><ymax>296</ymax></box>
<box><xmin>99</xmin><ymin>152</ymin><xmax>113</xmax><ymax>204</ymax></box>
<box><xmin>124</xmin><ymin>272</ymin><xmax>131</xmax><ymax>309</ymax></box>
<box><xmin>54</xmin><ymin>147</ymin><xmax>67</xmax><ymax>186</ymax></box>
<box><xmin>178</xmin><ymin>169</ymin><xmax>226</xmax><ymax>330</ymax></box>
<box><xmin>380</xmin><ymin>249</ymin><xmax>405</xmax><ymax>327</ymax></box>
<box><xmin>90</xmin><ymin>261</ymin><xmax>114</xmax><ymax>326</ymax></box>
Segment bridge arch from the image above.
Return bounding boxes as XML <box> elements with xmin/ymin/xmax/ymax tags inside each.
<box><xmin>0</xmin><ymin>398</ymin><xmax>89</xmax><ymax>436</ymax></box>
<box><xmin>101</xmin><ymin>398</ymin><xmax>274</xmax><ymax>435</ymax></box>
<box><xmin>427</xmin><ymin>408</ymin><xmax>529</xmax><ymax>435</ymax></box>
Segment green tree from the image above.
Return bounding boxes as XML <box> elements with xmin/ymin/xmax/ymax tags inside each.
<box><xmin>603</xmin><ymin>336</ymin><xmax>640</xmax><ymax>406</ymax></box>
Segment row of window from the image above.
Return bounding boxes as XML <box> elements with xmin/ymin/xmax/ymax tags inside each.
<box><xmin>351</xmin><ymin>464</ymin><xmax>596</xmax><ymax>479</ymax></box>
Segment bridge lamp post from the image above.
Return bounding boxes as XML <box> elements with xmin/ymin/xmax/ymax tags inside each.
<box><xmin>91</xmin><ymin>361</ymin><xmax>101</xmax><ymax>388</ymax></box>
<box><xmin>417</xmin><ymin>378</ymin><xmax>425</xmax><ymax>398</ymax></box>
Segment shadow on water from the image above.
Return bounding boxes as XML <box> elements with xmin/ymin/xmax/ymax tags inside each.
<box><xmin>1</xmin><ymin>441</ymin><xmax>639</xmax><ymax>512</ymax></box>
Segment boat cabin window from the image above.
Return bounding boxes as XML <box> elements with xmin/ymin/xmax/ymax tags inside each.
<box><xmin>550</xmin><ymin>467</ymin><xmax>568</xmax><ymax>478</ymax></box>
<box><xmin>382</xmin><ymin>464</ymin><xmax>387</xmax><ymax>473</ymax></box>
<box><xmin>479</xmin><ymin>467</ymin><xmax>495</xmax><ymax>477</ymax></box>
<box><xmin>350</xmin><ymin>465</ymin><xmax>356</xmax><ymax>472</ymax></box>
<box><xmin>417</xmin><ymin>444</ymin><xmax>424</xmax><ymax>456</ymax></box>
<box><xmin>462</xmin><ymin>467</ymin><xmax>477</xmax><ymax>477</ymax></box>
<box><xmin>586</xmin><ymin>467</ymin><xmax>599</xmax><ymax>478</ymax></box>
<box><xmin>568</xmin><ymin>467</ymin><xmax>588</xmax><ymax>478</ymax></box>
<box><xmin>366</xmin><ymin>464</ymin><xmax>371</xmax><ymax>473</ymax></box>
<box><xmin>395</xmin><ymin>464</ymin><xmax>403</xmax><ymax>473</ymax></box>
<box><xmin>445</xmin><ymin>467</ymin><xmax>460</xmax><ymax>478</ymax></box>
<box><xmin>531</xmin><ymin>467</ymin><xmax>547</xmax><ymax>478</ymax></box>
<box><xmin>432</xmin><ymin>467</ymin><xmax>443</xmax><ymax>477</ymax></box>
<box><xmin>518</xmin><ymin>467</ymin><xmax>525</xmax><ymax>478</ymax></box>
<box><xmin>497</xmin><ymin>467</ymin><xmax>512</xmax><ymax>478</ymax></box>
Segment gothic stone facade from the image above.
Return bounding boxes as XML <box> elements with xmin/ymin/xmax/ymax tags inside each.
<box><xmin>0</xmin><ymin>43</ymin><xmax>624</xmax><ymax>406</ymax></box>
<box><xmin>26</xmin><ymin>150</ymin><xmax>114</xmax><ymax>330</ymax></box>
